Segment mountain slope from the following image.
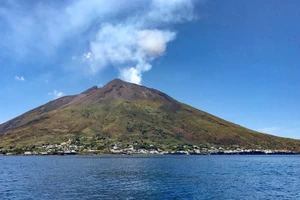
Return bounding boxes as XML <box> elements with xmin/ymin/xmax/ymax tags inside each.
<box><xmin>0</xmin><ymin>79</ymin><xmax>299</xmax><ymax>151</ymax></box>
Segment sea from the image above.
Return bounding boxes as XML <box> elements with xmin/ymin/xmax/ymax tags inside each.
<box><xmin>0</xmin><ymin>155</ymin><xmax>299</xmax><ymax>200</ymax></box>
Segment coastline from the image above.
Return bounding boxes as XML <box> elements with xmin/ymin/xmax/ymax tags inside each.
<box><xmin>0</xmin><ymin>150</ymin><xmax>298</xmax><ymax>156</ymax></box>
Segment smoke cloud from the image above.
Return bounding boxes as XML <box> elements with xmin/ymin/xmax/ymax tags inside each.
<box><xmin>85</xmin><ymin>25</ymin><xmax>176</xmax><ymax>84</ymax></box>
<box><xmin>0</xmin><ymin>0</ymin><xmax>196</xmax><ymax>85</ymax></box>
<box><xmin>81</xmin><ymin>0</ymin><xmax>195</xmax><ymax>84</ymax></box>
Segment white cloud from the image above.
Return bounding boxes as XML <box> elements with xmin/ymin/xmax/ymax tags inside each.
<box><xmin>48</xmin><ymin>89</ymin><xmax>65</xmax><ymax>99</ymax></box>
<box><xmin>1</xmin><ymin>0</ymin><xmax>197</xmax><ymax>84</ymax></box>
<box><xmin>257</xmin><ymin>127</ymin><xmax>280</xmax><ymax>134</ymax></box>
<box><xmin>146</xmin><ymin>0</ymin><xmax>196</xmax><ymax>23</ymax></box>
<box><xmin>82</xmin><ymin>52</ymin><xmax>92</xmax><ymax>62</ymax></box>
<box><xmin>14</xmin><ymin>76</ymin><xmax>25</xmax><ymax>81</ymax></box>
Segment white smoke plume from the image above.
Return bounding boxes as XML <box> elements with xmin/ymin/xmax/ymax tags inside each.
<box><xmin>81</xmin><ymin>0</ymin><xmax>195</xmax><ymax>84</ymax></box>
<box><xmin>0</xmin><ymin>0</ymin><xmax>196</xmax><ymax>85</ymax></box>
<box><xmin>86</xmin><ymin>25</ymin><xmax>176</xmax><ymax>84</ymax></box>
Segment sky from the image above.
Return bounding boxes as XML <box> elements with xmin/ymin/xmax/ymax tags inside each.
<box><xmin>0</xmin><ymin>0</ymin><xmax>299</xmax><ymax>139</ymax></box>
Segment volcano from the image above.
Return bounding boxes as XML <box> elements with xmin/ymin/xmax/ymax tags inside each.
<box><xmin>0</xmin><ymin>78</ymin><xmax>299</xmax><ymax>151</ymax></box>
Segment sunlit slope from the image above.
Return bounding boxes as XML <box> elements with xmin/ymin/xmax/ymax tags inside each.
<box><xmin>1</xmin><ymin>79</ymin><xmax>299</xmax><ymax>151</ymax></box>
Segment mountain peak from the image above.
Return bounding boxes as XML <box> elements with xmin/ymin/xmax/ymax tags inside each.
<box><xmin>69</xmin><ymin>78</ymin><xmax>177</xmax><ymax>106</ymax></box>
<box><xmin>106</xmin><ymin>78</ymin><xmax>128</xmax><ymax>85</ymax></box>
<box><xmin>104</xmin><ymin>78</ymin><xmax>130</xmax><ymax>87</ymax></box>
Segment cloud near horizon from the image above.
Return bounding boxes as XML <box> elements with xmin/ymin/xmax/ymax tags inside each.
<box><xmin>0</xmin><ymin>0</ymin><xmax>196</xmax><ymax>85</ymax></box>
<box><xmin>48</xmin><ymin>89</ymin><xmax>65</xmax><ymax>99</ymax></box>
<box><xmin>257</xmin><ymin>127</ymin><xmax>280</xmax><ymax>135</ymax></box>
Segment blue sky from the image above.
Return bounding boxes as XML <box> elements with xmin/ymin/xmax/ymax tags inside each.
<box><xmin>1</xmin><ymin>0</ymin><xmax>299</xmax><ymax>139</ymax></box>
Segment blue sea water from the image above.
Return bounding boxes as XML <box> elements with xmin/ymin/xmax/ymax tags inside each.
<box><xmin>0</xmin><ymin>155</ymin><xmax>300</xmax><ymax>200</ymax></box>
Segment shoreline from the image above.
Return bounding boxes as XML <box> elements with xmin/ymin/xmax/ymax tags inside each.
<box><xmin>1</xmin><ymin>152</ymin><xmax>299</xmax><ymax>156</ymax></box>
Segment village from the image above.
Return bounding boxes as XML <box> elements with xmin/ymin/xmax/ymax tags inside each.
<box><xmin>0</xmin><ymin>138</ymin><xmax>295</xmax><ymax>156</ymax></box>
